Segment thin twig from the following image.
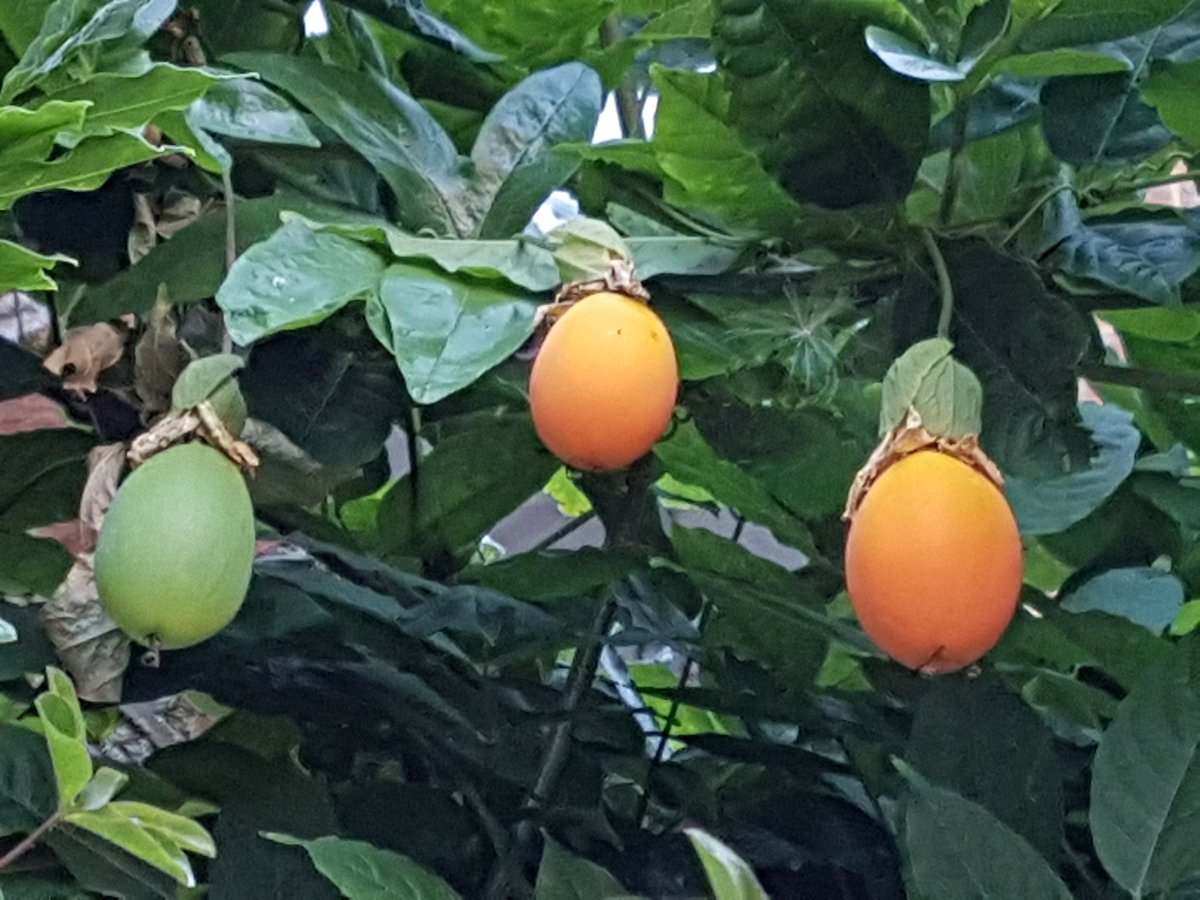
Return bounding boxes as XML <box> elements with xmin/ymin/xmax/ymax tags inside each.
<box><xmin>919</xmin><ymin>229</ymin><xmax>955</xmax><ymax>339</ymax></box>
<box><xmin>1002</xmin><ymin>183</ymin><xmax>1073</xmax><ymax>247</ymax></box>
<box><xmin>0</xmin><ymin>814</ymin><xmax>61</xmax><ymax>871</ymax></box>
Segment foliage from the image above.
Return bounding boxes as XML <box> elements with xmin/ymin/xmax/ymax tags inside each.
<box><xmin>3</xmin><ymin>0</ymin><xmax>1200</xmax><ymax>896</ymax></box>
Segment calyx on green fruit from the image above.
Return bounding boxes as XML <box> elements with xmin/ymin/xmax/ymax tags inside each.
<box><xmin>95</xmin><ymin>442</ymin><xmax>255</xmax><ymax>649</ymax></box>
<box><xmin>172</xmin><ymin>353</ymin><xmax>248</xmax><ymax>435</ymax></box>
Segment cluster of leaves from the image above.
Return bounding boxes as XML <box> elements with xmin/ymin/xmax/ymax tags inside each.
<box><xmin>5</xmin><ymin>0</ymin><xmax>1200</xmax><ymax>896</ymax></box>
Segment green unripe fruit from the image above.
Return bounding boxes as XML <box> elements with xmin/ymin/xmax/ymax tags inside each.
<box><xmin>95</xmin><ymin>442</ymin><xmax>255</xmax><ymax>649</ymax></box>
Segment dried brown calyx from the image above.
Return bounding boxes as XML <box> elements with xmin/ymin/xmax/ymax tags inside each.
<box><xmin>843</xmin><ymin>408</ymin><xmax>1005</xmax><ymax>521</ymax></box>
<box><xmin>127</xmin><ymin>400</ymin><xmax>259</xmax><ymax>472</ymax></box>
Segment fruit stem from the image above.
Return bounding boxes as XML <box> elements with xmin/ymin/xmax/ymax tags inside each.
<box><xmin>0</xmin><ymin>813</ymin><xmax>62</xmax><ymax>871</ymax></box>
<box><xmin>920</xmin><ymin>229</ymin><xmax>954</xmax><ymax>340</ymax></box>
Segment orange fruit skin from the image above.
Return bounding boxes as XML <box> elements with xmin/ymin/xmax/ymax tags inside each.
<box><xmin>530</xmin><ymin>292</ymin><xmax>679</xmax><ymax>471</ymax></box>
<box><xmin>844</xmin><ymin>450</ymin><xmax>1024</xmax><ymax>673</ymax></box>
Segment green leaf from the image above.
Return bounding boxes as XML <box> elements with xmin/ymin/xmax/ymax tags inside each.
<box><xmin>905</xmin><ymin>675</ymin><xmax>1066</xmax><ymax>860</ymax></box>
<box><xmin>1041</xmin><ymin>73</ymin><xmax>1171</xmax><ymax>167</ymax></box>
<box><xmin>1061</xmin><ymin>566</ymin><xmax>1185</xmax><ymax>633</ymax></box>
<box><xmin>217</xmin><ymin>220</ymin><xmax>385</xmax><ymax>345</ymax></box>
<box><xmin>650</xmin><ymin>65</ymin><xmax>807</xmax><ymax>237</ymax></box>
<box><xmin>48</xmin><ymin>821</ymin><xmax>179</xmax><ymax>899</ymax></box>
<box><xmin>171</xmin><ymin>353</ymin><xmax>244</xmax><ymax>410</ymax></box>
<box><xmin>461</xmin><ymin>547</ymin><xmax>645</xmax><ymax>601</ymax></box>
<box><xmin>0</xmin><ymin>429</ymin><xmax>93</xmax><ymax>530</ymax></box>
<box><xmin>0</xmin><ymin>604</ymin><xmax>57</xmax><ymax>682</ymax></box>
<box><xmin>655</xmin><ymin>420</ymin><xmax>814</xmax><ymax>555</ymax></box>
<box><xmin>422</xmin><ymin>0</ymin><xmax>613</xmax><ymax>72</ymax></box>
<box><xmin>713</xmin><ymin>0</ymin><xmax>930</xmax><ymax>208</ymax></box>
<box><xmin>265</xmin><ymin>833</ymin><xmax>461</xmax><ymax>900</ymax></box>
<box><xmin>241</xmin><ymin>329</ymin><xmax>406</xmax><ymax>468</ymax></box>
<box><xmin>0</xmin><ymin>2</ymin><xmax>55</xmax><ymax>56</ymax></box>
<box><xmin>34</xmin><ymin>667</ymin><xmax>92</xmax><ymax>808</ymax></box>
<box><xmin>227</xmin><ymin>52</ymin><xmax>469</xmax><ymax>236</ymax></box>
<box><xmin>1</xmin><ymin>0</ymin><xmax>177</xmax><ymax>103</ymax></box>
<box><xmin>372</xmin><ymin>262</ymin><xmax>537</xmax><ymax>404</ymax></box>
<box><xmin>467</xmin><ymin>62</ymin><xmax>602</xmax><ymax>238</ymax></box>
<box><xmin>73</xmin><ymin>766</ymin><xmax>129</xmax><ymax>811</ymax></box>
<box><xmin>993</xmin><ymin>48</ymin><xmax>1132</xmax><ymax>77</ymax></box>
<box><xmin>534</xmin><ymin>833</ymin><xmax>627</xmax><ymax>899</ymax></box>
<box><xmin>0</xmin><ymin>723</ymin><xmax>56</xmax><ymax>837</ymax></box>
<box><xmin>104</xmin><ymin>802</ymin><xmax>216</xmax><ymax>858</ymax></box>
<box><xmin>336</xmin><ymin>0</ymin><xmax>502</xmax><ymax>63</ymax></box>
<box><xmin>44</xmin><ymin>64</ymin><xmax>224</xmax><ymax>141</ymax></box>
<box><xmin>1145</xmin><ymin>58</ymin><xmax>1200</xmax><ymax>148</ymax></box>
<box><xmin>684</xmin><ymin>827</ymin><xmax>768</xmax><ymax>900</ymax></box>
<box><xmin>72</xmin><ymin>191</ymin><xmax>371</xmax><ymax>324</ymax></box>
<box><xmin>0</xmin><ymin>529</ymin><xmax>74</xmax><ymax>597</ymax></box>
<box><xmin>0</xmin><ymin>132</ymin><xmax>182</xmax><ymax>211</ymax></box>
<box><xmin>375</xmin><ymin>416</ymin><xmax>558</xmax><ymax>557</ymax></box>
<box><xmin>900</xmin><ymin>762</ymin><xmax>1072</xmax><ymax>899</ymax></box>
<box><xmin>1019</xmin><ymin>0</ymin><xmax>1193</xmax><ymax>51</ymax></box>
<box><xmin>0</xmin><ymin>100</ymin><xmax>89</xmax><ymax>161</ymax></box>
<box><xmin>1048</xmin><ymin>203</ymin><xmax>1200</xmax><ymax>305</ymax></box>
<box><xmin>64</xmin><ymin>806</ymin><xmax>197</xmax><ymax>887</ymax></box>
<box><xmin>0</xmin><ymin>239</ymin><xmax>73</xmax><ymax>292</ymax></box>
<box><xmin>879</xmin><ymin>338</ymin><xmax>983</xmax><ymax>438</ymax></box>
<box><xmin>1090</xmin><ymin>636</ymin><xmax>1200</xmax><ymax>895</ymax></box>
<box><xmin>187</xmin><ymin>76</ymin><xmax>321</xmax><ymax>147</ymax></box>
<box><xmin>1005</xmin><ymin>403</ymin><xmax>1141</xmax><ymax>535</ymax></box>
<box><xmin>865</xmin><ymin>26</ymin><xmax>971</xmax><ymax>82</ymax></box>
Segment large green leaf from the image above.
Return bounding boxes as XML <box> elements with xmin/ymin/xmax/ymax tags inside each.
<box><xmin>0</xmin><ymin>722</ymin><xmax>56</xmax><ymax>837</ymax></box>
<box><xmin>649</xmin><ymin>65</ymin><xmax>809</xmax><ymax>238</ymax></box>
<box><xmin>0</xmin><ymin>428</ymin><xmax>93</xmax><ymax>530</ymax></box>
<box><xmin>217</xmin><ymin>220</ymin><xmax>386</xmax><ymax>345</ymax></box>
<box><xmin>0</xmin><ymin>0</ymin><xmax>176</xmax><ymax>102</ymax></box>
<box><xmin>0</xmin><ymin>132</ymin><xmax>179</xmax><ymax>211</ymax></box>
<box><xmin>267</xmin><ymin>833</ymin><xmax>461</xmax><ymax>900</ymax></box>
<box><xmin>684</xmin><ymin>828</ymin><xmax>768</xmax><ymax>900</ymax></box>
<box><xmin>1005</xmin><ymin>402</ymin><xmax>1141</xmax><ymax>535</ymax></box>
<box><xmin>424</xmin><ymin>0</ymin><xmax>614</xmax><ymax>71</ymax></box>
<box><xmin>467</xmin><ymin>62</ymin><xmax>601</xmax><ymax>238</ymax></box>
<box><xmin>1062</xmin><ymin>566</ymin><xmax>1185</xmax><ymax>633</ymax></box>
<box><xmin>187</xmin><ymin>76</ymin><xmax>321</xmax><ymax>148</ymax></box>
<box><xmin>905</xmin><ymin>675</ymin><xmax>1066</xmax><ymax>861</ymax></box>
<box><xmin>73</xmin><ymin>192</ymin><xmax>373</xmax><ymax>324</ymax></box>
<box><xmin>44</xmin><ymin>64</ymin><xmax>224</xmax><ymax>141</ymax></box>
<box><xmin>1091</xmin><ymin>636</ymin><xmax>1200</xmax><ymax>896</ymax></box>
<box><xmin>902</xmin><ymin>764</ymin><xmax>1072</xmax><ymax>899</ymax></box>
<box><xmin>1019</xmin><ymin>0</ymin><xmax>1194</xmax><ymax>51</ymax></box>
<box><xmin>226</xmin><ymin>52</ymin><xmax>470</xmax><ymax>236</ymax></box>
<box><xmin>0</xmin><ymin>99</ymin><xmax>88</xmax><ymax>160</ymax></box>
<box><xmin>48</xmin><ymin>823</ymin><xmax>179</xmax><ymax>900</ymax></box>
<box><xmin>0</xmin><ymin>529</ymin><xmax>74</xmax><ymax>597</ymax></box>
<box><xmin>372</xmin><ymin>262</ymin><xmax>537</xmax><ymax>404</ymax></box>
<box><xmin>712</xmin><ymin>0</ymin><xmax>931</xmax><ymax>208</ymax></box>
<box><xmin>0</xmin><ymin>239</ymin><xmax>72</xmax><ymax>292</ymax></box>
<box><xmin>534</xmin><ymin>834</ymin><xmax>628</xmax><ymax>899</ymax></box>
<box><xmin>654</xmin><ymin>419</ymin><xmax>815</xmax><ymax>555</ymax></box>
<box><xmin>241</xmin><ymin>328</ymin><xmax>406</xmax><ymax>468</ymax></box>
<box><xmin>35</xmin><ymin>667</ymin><xmax>92</xmax><ymax>808</ymax></box>
<box><xmin>1144</xmin><ymin>57</ymin><xmax>1200</xmax><ymax>147</ymax></box>
<box><xmin>334</xmin><ymin>0</ymin><xmax>501</xmax><ymax>63</ymax></box>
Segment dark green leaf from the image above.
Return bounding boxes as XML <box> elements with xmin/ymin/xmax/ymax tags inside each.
<box><xmin>534</xmin><ymin>833</ymin><xmax>627</xmax><ymax>899</ymax></box>
<box><xmin>227</xmin><ymin>52</ymin><xmax>469</xmax><ymax>236</ymax></box>
<box><xmin>242</xmin><ymin>329</ymin><xmax>405</xmax><ymax>468</ymax></box>
<box><xmin>48</xmin><ymin>823</ymin><xmax>179</xmax><ymax>900</ymax></box>
<box><xmin>1090</xmin><ymin>636</ymin><xmax>1200</xmax><ymax>895</ymax></box>
<box><xmin>1005</xmin><ymin>402</ymin><xmax>1141</xmax><ymax>535</ymax></box>
<box><xmin>0</xmin><ymin>723</ymin><xmax>56</xmax><ymax>837</ymax></box>
<box><xmin>1020</xmin><ymin>0</ymin><xmax>1193</xmax><ymax>51</ymax></box>
<box><xmin>0</xmin><ymin>603</ymin><xmax>57</xmax><ymax>682</ymax></box>
<box><xmin>901</xmin><ymin>764</ymin><xmax>1072</xmax><ymax>900</ymax></box>
<box><xmin>188</xmin><ymin>76</ymin><xmax>321</xmax><ymax>148</ymax></box>
<box><xmin>461</xmin><ymin>547</ymin><xmax>645</xmax><ymax>601</ymax></box>
<box><xmin>336</xmin><ymin>0</ymin><xmax>502</xmax><ymax>63</ymax></box>
<box><xmin>468</xmin><ymin>62</ymin><xmax>602</xmax><ymax>238</ymax></box>
<box><xmin>713</xmin><ymin>0</ymin><xmax>930</xmax><ymax>208</ymax></box>
<box><xmin>0</xmin><ymin>428</ymin><xmax>93</xmax><ymax>530</ymax></box>
<box><xmin>0</xmin><ymin>530</ymin><xmax>73</xmax><ymax>597</ymax></box>
<box><xmin>217</xmin><ymin>220</ymin><xmax>385</xmax><ymax>345</ymax></box>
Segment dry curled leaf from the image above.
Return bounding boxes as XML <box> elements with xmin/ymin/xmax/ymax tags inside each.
<box><xmin>128</xmin><ymin>193</ymin><xmax>159</xmax><ymax>264</ymax></box>
<box><xmin>96</xmin><ymin>691</ymin><xmax>224</xmax><ymax>766</ymax></box>
<box><xmin>196</xmin><ymin>401</ymin><xmax>259</xmax><ymax>469</ymax></box>
<box><xmin>134</xmin><ymin>297</ymin><xmax>190</xmax><ymax>413</ymax></box>
<box><xmin>128</xmin><ymin>401</ymin><xmax>258</xmax><ymax>471</ymax></box>
<box><xmin>43</xmin><ymin>322</ymin><xmax>127</xmax><ymax>394</ymax></box>
<box><xmin>843</xmin><ymin>407</ymin><xmax>1005</xmax><ymax>521</ymax></box>
<box><xmin>42</xmin><ymin>554</ymin><xmax>130</xmax><ymax>703</ymax></box>
<box><xmin>156</xmin><ymin>190</ymin><xmax>211</xmax><ymax>238</ymax></box>
<box><xmin>79</xmin><ymin>443</ymin><xmax>126</xmax><ymax>553</ymax></box>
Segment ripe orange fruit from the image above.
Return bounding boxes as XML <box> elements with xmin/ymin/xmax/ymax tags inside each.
<box><xmin>530</xmin><ymin>291</ymin><xmax>679</xmax><ymax>471</ymax></box>
<box><xmin>844</xmin><ymin>449</ymin><xmax>1023</xmax><ymax>672</ymax></box>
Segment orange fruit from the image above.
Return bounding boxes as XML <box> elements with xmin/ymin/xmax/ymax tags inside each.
<box><xmin>844</xmin><ymin>449</ymin><xmax>1023</xmax><ymax>672</ymax></box>
<box><xmin>530</xmin><ymin>291</ymin><xmax>679</xmax><ymax>471</ymax></box>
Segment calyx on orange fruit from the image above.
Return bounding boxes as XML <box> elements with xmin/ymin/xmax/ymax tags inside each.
<box><xmin>843</xmin><ymin>419</ymin><xmax>1023</xmax><ymax>673</ymax></box>
<box><xmin>530</xmin><ymin>290</ymin><xmax>679</xmax><ymax>472</ymax></box>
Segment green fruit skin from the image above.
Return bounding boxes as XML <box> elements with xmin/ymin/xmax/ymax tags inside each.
<box><xmin>95</xmin><ymin>443</ymin><xmax>255</xmax><ymax>649</ymax></box>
